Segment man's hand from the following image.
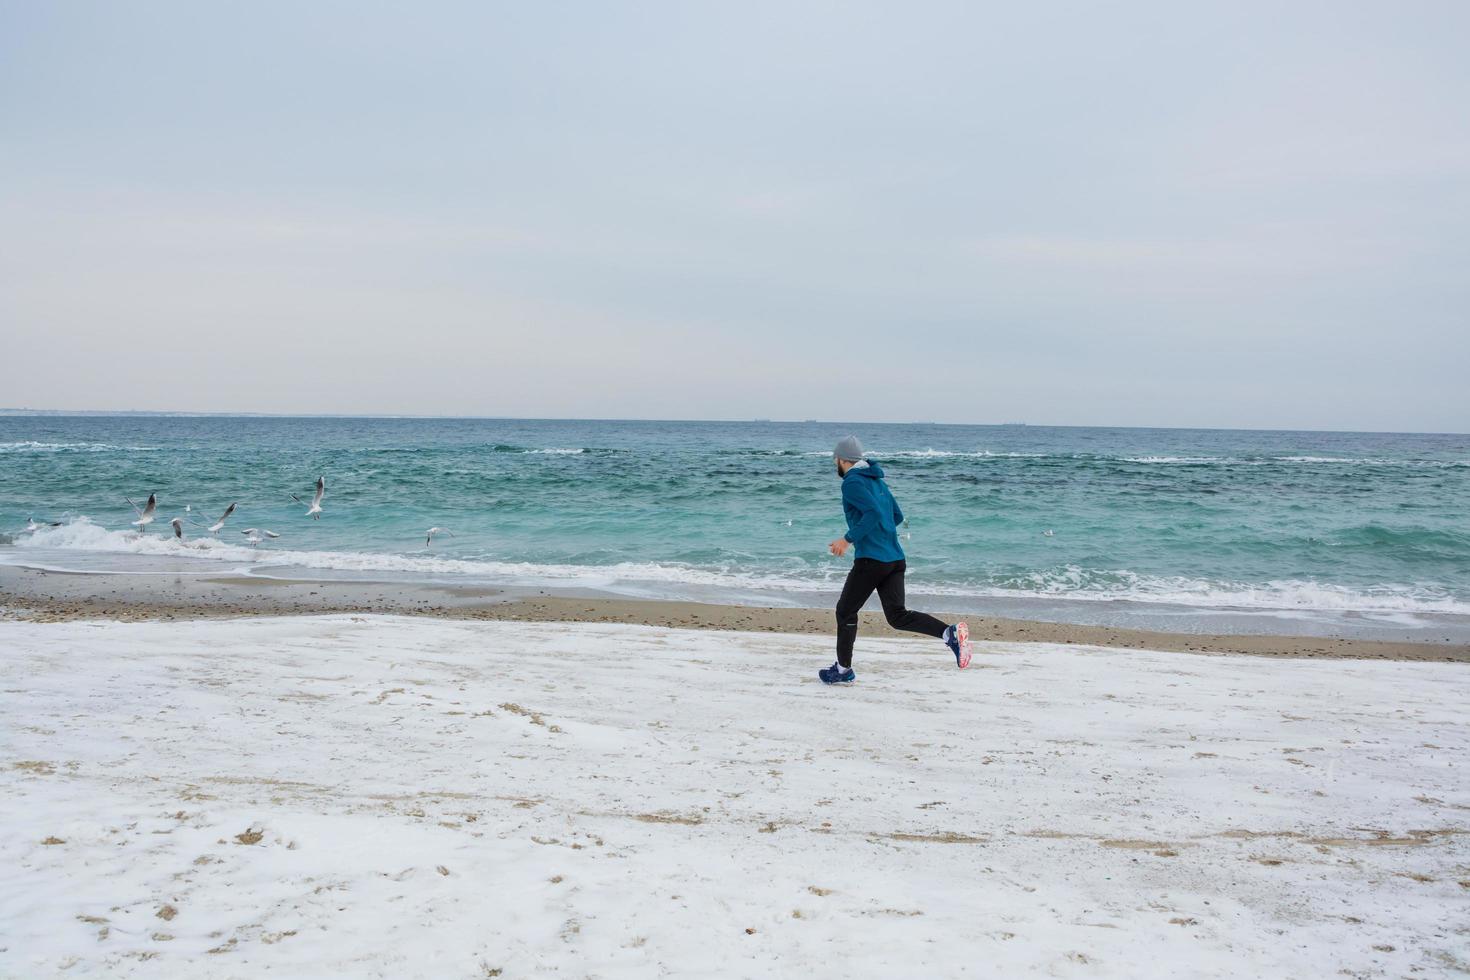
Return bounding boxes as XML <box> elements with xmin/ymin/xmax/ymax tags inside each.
<box><xmin>828</xmin><ymin>538</ymin><xmax>851</xmax><ymax>557</ymax></box>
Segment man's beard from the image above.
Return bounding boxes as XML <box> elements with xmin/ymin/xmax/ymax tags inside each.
<box><xmin>835</xmin><ymin>461</ymin><xmax>844</xmax><ymax>478</ymax></box>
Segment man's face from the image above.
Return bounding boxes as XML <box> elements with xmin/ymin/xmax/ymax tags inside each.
<box><xmin>835</xmin><ymin>457</ymin><xmax>846</xmax><ymax>478</ymax></box>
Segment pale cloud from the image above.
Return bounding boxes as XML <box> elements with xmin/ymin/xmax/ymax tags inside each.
<box><xmin>1</xmin><ymin>0</ymin><xmax>1466</xmax><ymax>430</ymax></box>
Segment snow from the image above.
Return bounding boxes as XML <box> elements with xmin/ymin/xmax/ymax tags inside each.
<box><xmin>2</xmin><ymin>616</ymin><xmax>1468</xmax><ymax>978</ymax></box>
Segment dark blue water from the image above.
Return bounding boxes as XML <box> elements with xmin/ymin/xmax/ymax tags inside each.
<box><xmin>3</xmin><ymin>416</ymin><xmax>1468</xmax><ymax>636</ymax></box>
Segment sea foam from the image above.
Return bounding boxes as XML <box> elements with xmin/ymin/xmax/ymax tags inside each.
<box><xmin>12</xmin><ymin>519</ymin><xmax>1470</xmax><ymax>617</ymax></box>
<box><xmin>0</xmin><ymin>441</ymin><xmax>160</xmax><ymax>453</ymax></box>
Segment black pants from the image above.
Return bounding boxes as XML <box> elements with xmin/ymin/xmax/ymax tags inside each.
<box><xmin>835</xmin><ymin>558</ymin><xmax>948</xmax><ymax>668</ymax></box>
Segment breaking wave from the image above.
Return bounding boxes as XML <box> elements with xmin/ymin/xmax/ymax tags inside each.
<box><xmin>982</xmin><ymin>564</ymin><xmax>1470</xmax><ymax>616</ymax></box>
<box><xmin>0</xmin><ymin>441</ymin><xmax>161</xmax><ymax>453</ymax></box>
<box><xmin>9</xmin><ymin>519</ymin><xmax>1468</xmax><ymax>616</ymax></box>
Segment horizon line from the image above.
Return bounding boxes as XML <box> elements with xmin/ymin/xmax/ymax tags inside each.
<box><xmin>0</xmin><ymin>408</ymin><xmax>1465</xmax><ymax>438</ymax></box>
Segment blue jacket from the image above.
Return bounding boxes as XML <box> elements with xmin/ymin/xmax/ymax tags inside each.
<box><xmin>841</xmin><ymin>460</ymin><xmax>906</xmax><ymax>562</ymax></box>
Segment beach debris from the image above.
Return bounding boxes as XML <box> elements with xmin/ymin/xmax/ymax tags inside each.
<box><xmin>291</xmin><ymin>475</ymin><xmax>325</xmax><ymax>520</ymax></box>
<box><xmin>425</xmin><ymin>527</ymin><xmax>453</xmax><ymax>545</ymax></box>
<box><xmin>234</xmin><ymin>827</ymin><xmax>264</xmax><ymax>845</ymax></box>
<box><xmin>126</xmin><ymin>493</ymin><xmax>157</xmax><ymax>531</ymax></box>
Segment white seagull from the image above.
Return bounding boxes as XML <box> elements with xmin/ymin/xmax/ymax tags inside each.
<box><xmin>291</xmin><ymin>476</ymin><xmax>325</xmax><ymax>520</ymax></box>
<box><xmin>192</xmin><ymin>502</ymin><xmax>238</xmax><ymax>534</ymax></box>
<box><xmin>1042</xmin><ymin>529</ymin><xmax>1055</xmax><ymax>537</ymax></box>
<box><xmin>126</xmin><ymin>493</ymin><xmax>157</xmax><ymax>530</ymax></box>
<box><xmin>240</xmin><ymin>528</ymin><xmax>281</xmax><ymax>546</ymax></box>
<box><xmin>425</xmin><ymin>527</ymin><xmax>453</xmax><ymax>545</ymax></box>
<box><xmin>169</xmin><ymin>517</ymin><xmax>186</xmax><ymax>541</ymax></box>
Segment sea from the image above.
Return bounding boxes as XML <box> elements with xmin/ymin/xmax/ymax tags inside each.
<box><xmin>2</xmin><ymin>415</ymin><xmax>1468</xmax><ymax>641</ymax></box>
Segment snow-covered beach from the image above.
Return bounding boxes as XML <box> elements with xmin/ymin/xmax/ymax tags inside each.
<box><xmin>3</xmin><ymin>616</ymin><xmax>1467</xmax><ymax>978</ymax></box>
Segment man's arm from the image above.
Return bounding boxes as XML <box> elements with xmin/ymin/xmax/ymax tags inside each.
<box><xmin>892</xmin><ymin>494</ymin><xmax>904</xmax><ymax>527</ymax></box>
<box><xmin>842</xmin><ymin>480</ymin><xmax>882</xmax><ymax>546</ymax></box>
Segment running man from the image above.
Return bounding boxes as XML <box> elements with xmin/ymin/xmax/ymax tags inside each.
<box><xmin>820</xmin><ymin>435</ymin><xmax>971</xmax><ymax>684</ymax></box>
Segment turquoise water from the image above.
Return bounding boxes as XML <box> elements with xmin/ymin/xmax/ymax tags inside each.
<box><xmin>2</xmin><ymin>416</ymin><xmax>1468</xmax><ymax>637</ymax></box>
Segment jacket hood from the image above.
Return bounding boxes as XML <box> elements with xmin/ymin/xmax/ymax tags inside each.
<box><xmin>845</xmin><ymin>460</ymin><xmax>886</xmax><ymax>479</ymax></box>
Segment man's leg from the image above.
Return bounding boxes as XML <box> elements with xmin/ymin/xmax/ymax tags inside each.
<box><xmin>834</xmin><ymin>559</ymin><xmax>884</xmax><ymax>669</ymax></box>
<box><xmin>875</xmin><ymin>560</ymin><xmax>948</xmax><ymax>640</ymax></box>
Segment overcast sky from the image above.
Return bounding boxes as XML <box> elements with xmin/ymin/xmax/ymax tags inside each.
<box><xmin>2</xmin><ymin>2</ymin><xmax>1467</xmax><ymax>430</ymax></box>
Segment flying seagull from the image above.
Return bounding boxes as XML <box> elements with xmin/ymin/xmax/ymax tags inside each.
<box><xmin>170</xmin><ymin>517</ymin><xmax>186</xmax><ymax>541</ymax></box>
<box><xmin>191</xmin><ymin>502</ymin><xmax>238</xmax><ymax>534</ymax></box>
<box><xmin>240</xmin><ymin>528</ymin><xmax>280</xmax><ymax>546</ymax></box>
<box><xmin>291</xmin><ymin>476</ymin><xmax>325</xmax><ymax>519</ymax></box>
<box><xmin>126</xmin><ymin>493</ymin><xmax>157</xmax><ymax>530</ymax></box>
<box><xmin>425</xmin><ymin>527</ymin><xmax>453</xmax><ymax>545</ymax></box>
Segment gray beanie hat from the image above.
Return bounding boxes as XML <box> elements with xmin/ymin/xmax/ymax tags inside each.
<box><xmin>833</xmin><ymin>435</ymin><xmax>865</xmax><ymax>462</ymax></box>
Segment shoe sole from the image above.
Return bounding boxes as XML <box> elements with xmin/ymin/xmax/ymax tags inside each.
<box><xmin>955</xmin><ymin>622</ymin><xmax>972</xmax><ymax>669</ymax></box>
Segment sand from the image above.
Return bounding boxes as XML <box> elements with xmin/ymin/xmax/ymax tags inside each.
<box><xmin>2</xmin><ymin>564</ymin><xmax>1467</xmax><ymax>662</ymax></box>
<box><xmin>3</xmin><ymin>615</ymin><xmax>1468</xmax><ymax>977</ymax></box>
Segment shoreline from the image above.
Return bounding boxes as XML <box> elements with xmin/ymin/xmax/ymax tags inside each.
<box><xmin>3</xmin><ymin>565</ymin><xmax>1466</xmax><ymax>662</ymax></box>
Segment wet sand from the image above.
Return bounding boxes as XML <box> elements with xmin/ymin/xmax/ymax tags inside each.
<box><xmin>2</xmin><ymin>565</ymin><xmax>1466</xmax><ymax>662</ymax></box>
